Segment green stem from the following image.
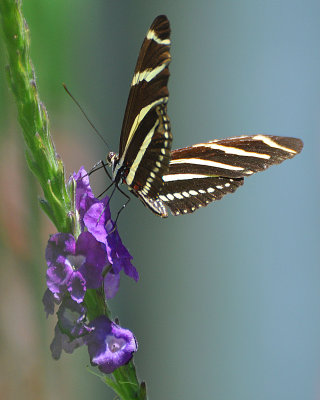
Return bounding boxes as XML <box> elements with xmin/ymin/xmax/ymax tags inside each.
<box><xmin>0</xmin><ymin>0</ymin><xmax>71</xmax><ymax>232</ymax></box>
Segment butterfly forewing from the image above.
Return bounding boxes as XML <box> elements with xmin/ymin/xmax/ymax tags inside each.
<box><xmin>117</xmin><ymin>15</ymin><xmax>172</xmax><ymax>201</ymax></box>
<box><xmin>160</xmin><ymin>135</ymin><xmax>303</xmax><ymax>216</ymax></box>
<box><xmin>133</xmin><ymin>189</ymin><xmax>168</xmax><ymax>217</ymax></box>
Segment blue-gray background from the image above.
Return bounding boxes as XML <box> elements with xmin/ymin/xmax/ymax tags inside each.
<box><xmin>0</xmin><ymin>1</ymin><xmax>319</xmax><ymax>400</ymax></box>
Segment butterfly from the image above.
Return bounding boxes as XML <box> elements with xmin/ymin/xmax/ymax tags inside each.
<box><xmin>106</xmin><ymin>15</ymin><xmax>303</xmax><ymax>217</ymax></box>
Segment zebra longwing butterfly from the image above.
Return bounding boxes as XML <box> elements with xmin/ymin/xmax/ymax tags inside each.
<box><xmin>106</xmin><ymin>16</ymin><xmax>303</xmax><ymax>217</ymax></box>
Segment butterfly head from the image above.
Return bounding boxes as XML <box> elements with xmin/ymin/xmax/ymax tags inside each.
<box><xmin>106</xmin><ymin>152</ymin><xmax>119</xmax><ymax>171</ymax></box>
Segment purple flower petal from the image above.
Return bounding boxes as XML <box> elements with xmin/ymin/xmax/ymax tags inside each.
<box><xmin>72</xmin><ymin>167</ymin><xmax>95</xmax><ymax>221</ymax></box>
<box><xmin>66</xmin><ymin>254</ymin><xmax>86</xmax><ymax>269</ymax></box>
<box><xmin>50</xmin><ymin>324</ymin><xmax>64</xmax><ymax>360</ymax></box>
<box><xmin>68</xmin><ymin>271</ymin><xmax>86</xmax><ymax>303</ymax></box>
<box><xmin>46</xmin><ymin>262</ymin><xmax>73</xmax><ymax>295</ymax></box>
<box><xmin>83</xmin><ymin>202</ymin><xmax>108</xmax><ymax>244</ymax></box>
<box><xmin>57</xmin><ymin>298</ymin><xmax>92</xmax><ymax>337</ymax></box>
<box><xmin>73</xmin><ymin>168</ymin><xmax>113</xmax><ymax>236</ymax></box>
<box><xmin>42</xmin><ymin>289</ymin><xmax>60</xmax><ymax>317</ymax></box>
<box><xmin>86</xmin><ymin>316</ymin><xmax>137</xmax><ymax>374</ymax></box>
<box><xmin>73</xmin><ymin>167</ymin><xmax>93</xmax><ymax>202</ymax></box>
<box><xmin>50</xmin><ymin>298</ymin><xmax>92</xmax><ymax>360</ymax></box>
<box><xmin>76</xmin><ymin>232</ymin><xmax>107</xmax><ymax>267</ymax></box>
<box><xmin>105</xmin><ymin>223</ymin><xmax>139</xmax><ymax>282</ymax></box>
<box><xmin>45</xmin><ymin>231</ymin><xmax>109</xmax><ymax>301</ymax></box>
<box><xmin>104</xmin><ymin>272</ymin><xmax>120</xmax><ymax>299</ymax></box>
<box><xmin>113</xmin><ymin>258</ymin><xmax>139</xmax><ymax>282</ymax></box>
<box><xmin>46</xmin><ymin>233</ymin><xmax>76</xmax><ymax>266</ymax></box>
<box><xmin>76</xmin><ymin>232</ymin><xmax>108</xmax><ymax>289</ymax></box>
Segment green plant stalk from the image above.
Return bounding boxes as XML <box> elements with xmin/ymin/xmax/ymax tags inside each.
<box><xmin>0</xmin><ymin>0</ymin><xmax>71</xmax><ymax>232</ymax></box>
<box><xmin>0</xmin><ymin>1</ymin><xmax>146</xmax><ymax>399</ymax></box>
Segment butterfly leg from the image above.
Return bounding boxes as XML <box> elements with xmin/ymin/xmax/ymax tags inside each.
<box><xmin>95</xmin><ymin>183</ymin><xmax>118</xmax><ymax>226</ymax></box>
<box><xmin>113</xmin><ymin>185</ymin><xmax>131</xmax><ymax>225</ymax></box>
<box><xmin>88</xmin><ymin>160</ymin><xmax>113</xmax><ymax>181</ymax></box>
<box><xmin>100</xmin><ymin>160</ymin><xmax>113</xmax><ymax>181</ymax></box>
<box><xmin>105</xmin><ymin>185</ymin><xmax>131</xmax><ymax>233</ymax></box>
<box><xmin>88</xmin><ymin>160</ymin><xmax>104</xmax><ymax>175</ymax></box>
<box><xmin>98</xmin><ymin>181</ymin><xmax>129</xmax><ymax>220</ymax></box>
<box><xmin>97</xmin><ymin>180</ymin><xmax>116</xmax><ymax>199</ymax></box>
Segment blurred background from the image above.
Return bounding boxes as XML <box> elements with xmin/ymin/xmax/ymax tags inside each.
<box><xmin>0</xmin><ymin>1</ymin><xmax>319</xmax><ymax>399</ymax></box>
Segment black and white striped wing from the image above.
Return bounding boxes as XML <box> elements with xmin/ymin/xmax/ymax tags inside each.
<box><xmin>159</xmin><ymin>135</ymin><xmax>303</xmax><ymax>216</ymax></box>
<box><xmin>117</xmin><ymin>15</ymin><xmax>172</xmax><ymax>201</ymax></box>
<box><xmin>160</xmin><ymin>176</ymin><xmax>244</xmax><ymax>215</ymax></box>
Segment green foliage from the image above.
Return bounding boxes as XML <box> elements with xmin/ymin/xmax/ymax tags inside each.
<box><xmin>0</xmin><ymin>0</ymin><xmax>71</xmax><ymax>232</ymax></box>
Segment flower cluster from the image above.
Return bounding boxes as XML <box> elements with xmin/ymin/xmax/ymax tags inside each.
<box><xmin>43</xmin><ymin>167</ymin><xmax>138</xmax><ymax>373</ymax></box>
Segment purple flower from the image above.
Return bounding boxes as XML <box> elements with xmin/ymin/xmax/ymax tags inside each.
<box><xmin>86</xmin><ymin>316</ymin><xmax>137</xmax><ymax>374</ymax></box>
<box><xmin>104</xmin><ymin>219</ymin><xmax>139</xmax><ymax>282</ymax></box>
<box><xmin>72</xmin><ymin>167</ymin><xmax>112</xmax><ymax>238</ymax></box>
<box><xmin>74</xmin><ymin>168</ymin><xmax>139</xmax><ymax>286</ymax></box>
<box><xmin>45</xmin><ymin>168</ymin><xmax>141</xmax><ymax>365</ymax></box>
<box><xmin>46</xmin><ymin>231</ymin><xmax>107</xmax><ymax>303</ymax></box>
<box><xmin>57</xmin><ymin>298</ymin><xmax>92</xmax><ymax>338</ymax></box>
<box><xmin>51</xmin><ymin>324</ymin><xmax>86</xmax><ymax>360</ymax></box>
<box><xmin>50</xmin><ymin>298</ymin><xmax>91</xmax><ymax>359</ymax></box>
<box><xmin>104</xmin><ymin>271</ymin><xmax>120</xmax><ymax>299</ymax></box>
<box><xmin>46</xmin><ymin>166</ymin><xmax>138</xmax><ymax>303</ymax></box>
<box><xmin>83</xmin><ymin>200</ymin><xmax>111</xmax><ymax>244</ymax></box>
<box><xmin>72</xmin><ymin>167</ymin><xmax>96</xmax><ymax>231</ymax></box>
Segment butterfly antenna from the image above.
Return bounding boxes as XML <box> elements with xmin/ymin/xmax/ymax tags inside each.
<box><xmin>63</xmin><ymin>83</ymin><xmax>110</xmax><ymax>151</ymax></box>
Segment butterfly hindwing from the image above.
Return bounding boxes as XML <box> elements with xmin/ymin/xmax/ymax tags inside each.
<box><xmin>159</xmin><ymin>176</ymin><xmax>244</xmax><ymax>215</ymax></box>
<box><xmin>158</xmin><ymin>135</ymin><xmax>303</xmax><ymax>216</ymax></box>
